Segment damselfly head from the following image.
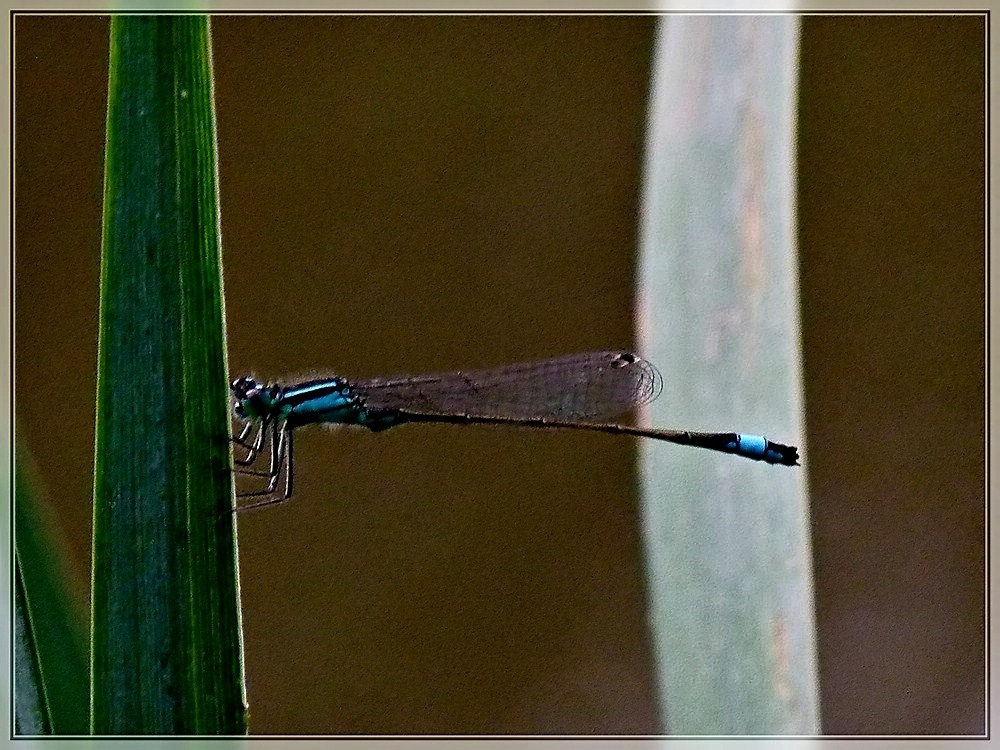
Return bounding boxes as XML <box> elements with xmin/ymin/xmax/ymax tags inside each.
<box><xmin>231</xmin><ymin>376</ymin><xmax>280</xmax><ymax>420</ymax></box>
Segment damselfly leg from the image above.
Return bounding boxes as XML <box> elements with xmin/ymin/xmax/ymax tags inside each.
<box><xmin>232</xmin><ymin>419</ymin><xmax>267</xmax><ymax>467</ymax></box>
<box><xmin>231</xmin><ymin>420</ymin><xmax>295</xmax><ymax>510</ymax></box>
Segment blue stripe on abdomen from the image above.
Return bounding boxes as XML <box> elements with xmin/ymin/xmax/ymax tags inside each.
<box><xmin>287</xmin><ymin>389</ymin><xmax>358</xmax><ymax>426</ymax></box>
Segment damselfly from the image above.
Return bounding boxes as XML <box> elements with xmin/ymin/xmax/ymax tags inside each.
<box><xmin>231</xmin><ymin>350</ymin><xmax>799</xmax><ymax>510</ymax></box>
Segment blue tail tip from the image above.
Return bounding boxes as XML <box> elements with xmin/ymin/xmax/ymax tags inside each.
<box><xmin>727</xmin><ymin>434</ymin><xmax>800</xmax><ymax>466</ymax></box>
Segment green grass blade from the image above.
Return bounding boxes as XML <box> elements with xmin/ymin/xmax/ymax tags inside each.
<box><xmin>638</xmin><ymin>17</ymin><xmax>819</xmax><ymax>733</ymax></box>
<box><xmin>14</xmin><ymin>449</ymin><xmax>89</xmax><ymax>734</ymax></box>
<box><xmin>91</xmin><ymin>16</ymin><xmax>246</xmax><ymax>734</ymax></box>
<box><xmin>15</xmin><ymin>555</ymin><xmax>52</xmax><ymax>735</ymax></box>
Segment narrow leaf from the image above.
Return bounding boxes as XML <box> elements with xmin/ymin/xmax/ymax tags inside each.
<box><xmin>638</xmin><ymin>16</ymin><xmax>820</xmax><ymax>733</ymax></box>
<box><xmin>14</xmin><ymin>448</ymin><xmax>89</xmax><ymax>734</ymax></box>
<box><xmin>91</xmin><ymin>15</ymin><xmax>246</xmax><ymax>734</ymax></box>
<box><xmin>14</xmin><ymin>555</ymin><xmax>52</xmax><ymax>735</ymax></box>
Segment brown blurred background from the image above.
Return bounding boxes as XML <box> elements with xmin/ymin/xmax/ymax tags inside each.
<box><xmin>13</xmin><ymin>14</ymin><xmax>984</xmax><ymax>734</ymax></box>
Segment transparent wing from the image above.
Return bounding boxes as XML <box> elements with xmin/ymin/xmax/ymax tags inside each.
<box><xmin>349</xmin><ymin>350</ymin><xmax>662</xmax><ymax>421</ymax></box>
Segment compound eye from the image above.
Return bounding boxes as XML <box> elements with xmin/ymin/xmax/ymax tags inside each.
<box><xmin>231</xmin><ymin>376</ymin><xmax>259</xmax><ymax>398</ymax></box>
